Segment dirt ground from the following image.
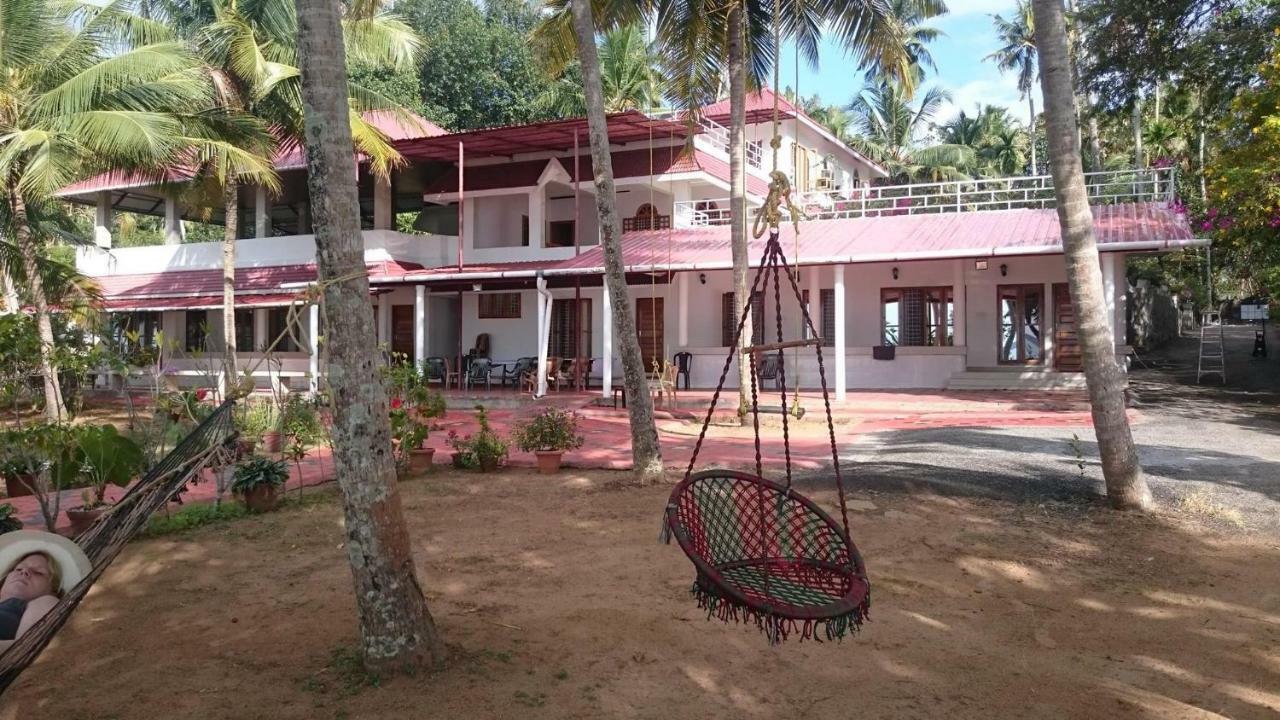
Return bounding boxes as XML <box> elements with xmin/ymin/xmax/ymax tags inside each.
<box><xmin>3</xmin><ymin>467</ymin><xmax>1277</xmax><ymax>720</ymax></box>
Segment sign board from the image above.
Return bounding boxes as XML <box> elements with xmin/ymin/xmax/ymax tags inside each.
<box><xmin>1241</xmin><ymin>304</ymin><xmax>1270</xmax><ymax>321</ymax></box>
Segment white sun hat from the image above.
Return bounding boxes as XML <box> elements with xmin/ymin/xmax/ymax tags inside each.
<box><xmin>0</xmin><ymin>530</ymin><xmax>92</xmax><ymax>595</ymax></box>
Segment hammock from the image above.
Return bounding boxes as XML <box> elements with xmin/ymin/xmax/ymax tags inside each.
<box><xmin>0</xmin><ymin>400</ymin><xmax>238</xmax><ymax>694</ymax></box>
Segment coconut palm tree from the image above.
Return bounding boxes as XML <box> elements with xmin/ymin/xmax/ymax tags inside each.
<box><xmin>291</xmin><ymin>0</ymin><xmax>447</xmax><ymax>671</ymax></box>
<box><xmin>160</xmin><ymin>0</ymin><xmax>420</xmax><ymax>383</ymax></box>
<box><xmin>541</xmin><ymin>25</ymin><xmax>663</xmax><ymax>117</ymax></box>
<box><xmin>987</xmin><ymin>0</ymin><xmax>1038</xmax><ymax>174</ymax></box>
<box><xmin>847</xmin><ymin>80</ymin><xmax>974</xmax><ymax>181</ymax></box>
<box><xmin>0</xmin><ymin>0</ymin><xmax>274</xmax><ymax>420</ymax></box>
<box><xmin>1032</xmin><ymin>0</ymin><xmax>1150</xmax><ymax>511</ymax></box>
<box><xmin>865</xmin><ymin>0</ymin><xmax>946</xmax><ymax>90</ymax></box>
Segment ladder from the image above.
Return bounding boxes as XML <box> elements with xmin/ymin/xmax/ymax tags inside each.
<box><xmin>1197</xmin><ymin>311</ymin><xmax>1226</xmax><ymax>383</ymax></box>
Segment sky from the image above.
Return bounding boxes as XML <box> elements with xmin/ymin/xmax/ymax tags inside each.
<box><xmin>776</xmin><ymin>0</ymin><xmax>1044</xmax><ymax>126</ymax></box>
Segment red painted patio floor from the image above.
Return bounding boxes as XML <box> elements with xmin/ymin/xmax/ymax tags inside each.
<box><xmin>9</xmin><ymin>390</ymin><xmax>1114</xmax><ymax>532</ymax></box>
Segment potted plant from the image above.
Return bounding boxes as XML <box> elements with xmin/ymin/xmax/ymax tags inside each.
<box><xmin>0</xmin><ymin>504</ymin><xmax>22</xmax><ymax>534</ymax></box>
<box><xmin>235</xmin><ymin>400</ymin><xmax>276</xmax><ymax>457</ymax></box>
<box><xmin>230</xmin><ymin>456</ymin><xmax>289</xmax><ymax>512</ymax></box>
<box><xmin>447</xmin><ymin>405</ymin><xmax>508</xmax><ymax>473</ymax></box>
<box><xmin>390</xmin><ymin>398</ymin><xmax>433</xmax><ymax>474</ymax></box>
<box><xmin>0</xmin><ymin>434</ymin><xmax>43</xmax><ymax>497</ymax></box>
<box><xmin>65</xmin><ymin>425</ymin><xmax>146</xmax><ymax>535</ymax></box>
<box><xmin>512</xmin><ymin>407</ymin><xmax>584</xmax><ymax>475</ymax></box>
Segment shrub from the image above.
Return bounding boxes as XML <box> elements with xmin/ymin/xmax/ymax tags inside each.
<box><xmin>447</xmin><ymin>405</ymin><xmax>508</xmax><ymax>470</ymax></box>
<box><xmin>512</xmin><ymin>408</ymin><xmax>584</xmax><ymax>453</ymax></box>
<box><xmin>230</xmin><ymin>456</ymin><xmax>290</xmax><ymax>494</ymax></box>
<box><xmin>0</xmin><ymin>504</ymin><xmax>22</xmax><ymax>534</ymax></box>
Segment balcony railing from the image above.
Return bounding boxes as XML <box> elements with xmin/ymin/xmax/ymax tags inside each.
<box><xmin>671</xmin><ymin>167</ymin><xmax>1178</xmax><ymax>228</ymax></box>
<box><xmin>650</xmin><ymin>109</ymin><xmax>764</xmax><ymax>169</ymax></box>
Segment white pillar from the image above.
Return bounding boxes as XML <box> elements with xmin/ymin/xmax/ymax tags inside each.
<box><xmin>413</xmin><ymin>285</ymin><xmax>426</xmax><ymax>367</ymax></box>
<box><xmin>677</xmin><ymin>272</ymin><xmax>689</xmax><ymax>347</ymax></box>
<box><xmin>1101</xmin><ymin>252</ymin><xmax>1117</xmax><ymax>343</ymax></box>
<box><xmin>308</xmin><ymin>304</ymin><xmax>320</xmax><ymax>394</ymax></box>
<box><xmin>833</xmin><ymin>264</ymin><xmax>846</xmax><ymax>402</ymax></box>
<box><xmin>374</xmin><ymin>175</ymin><xmax>393</xmax><ymax>230</ymax></box>
<box><xmin>806</xmin><ymin>266</ymin><xmax>820</xmax><ymax>339</ymax></box>
<box><xmin>1114</xmin><ymin>254</ymin><xmax>1128</xmax><ymax>347</ymax></box>
<box><xmin>1043</xmin><ymin>281</ymin><xmax>1055</xmax><ymax>366</ymax></box>
<box><xmin>253</xmin><ymin>308</ymin><xmax>268</xmax><ymax>354</ymax></box>
<box><xmin>163</xmin><ymin>197</ymin><xmax>184</xmax><ymax>245</ymax></box>
<box><xmin>527</xmin><ymin>189</ymin><xmax>544</xmax><ymax>248</ymax></box>
<box><xmin>254</xmin><ymin>185</ymin><xmax>270</xmax><ymax>238</ymax></box>
<box><xmin>601</xmin><ymin>284</ymin><xmax>613</xmax><ymax>399</ymax></box>
<box><xmin>535</xmin><ymin>278</ymin><xmax>552</xmax><ymax>397</ymax></box>
<box><xmin>94</xmin><ymin>191</ymin><xmax>113</xmax><ymax>248</ymax></box>
<box><xmin>953</xmin><ymin>260</ymin><xmax>966</xmax><ymax>347</ymax></box>
<box><xmin>377</xmin><ymin>297</ymin><xmax>391</xmax><ymax>346</ymax></box>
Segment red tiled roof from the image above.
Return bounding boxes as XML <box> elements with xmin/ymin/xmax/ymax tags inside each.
<box><xmin>554</xmin><ymin>203</ymin><xmax>1197</xmax><ymax>272</ymax></box>
<box><xmin>700</xmin><ymin>88</ymin><xmax>800</xmax><ymax>125</ymax></box>
<box><xmin>422</xmin><ymin>148</ymin><xmax>769</xmax><ymax>198</ymax></box>
<box><xmin>94</xmin><ymin>260</ymin><xmax>424</xmax><ymax>300</ymax></box>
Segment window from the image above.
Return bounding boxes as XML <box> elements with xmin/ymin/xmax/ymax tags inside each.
<box><xmin>521</xmin><ymin>215</ymin><xmax>530</xmax><ymax>246</ymax></box>
<box><xmin>234</xmin><ymin>309</ymin><xmax>255</xmax><ymax>352</ymax></box>
<box><xmin>721</xmin><ymin>292</ymin><xmax>764</xmax><ymax>347</ymax></box>
<box><xmin>113</xmin><ymin>312</ymin><xmax>161</xmax><ymax>353</ymax></box>
<box><xmin>478</xmin><ymin>292</ymin><xmax>521</xmax><ymax>319</ymax></box>
<box><xmin>547</xmin><ymin>220</ymin><xmax>575</xmax><ymax>248</ymax></box>
<box><xmin>267</xmin><ymin>307</ymin><xmax>299</xmax><ymax>352</ymax></box>
<box><xmin>184</xmin><ymin>310</ymin><xmax>208</xmax><ymax>352</ymax></box>
<box><xmin>881</xmin><ymin>287</ymin><xmax>954</xmax><ymax>347</ymax></box>
<box><xmin>550</xmin><ymin>299</ymin><xmax>592</xmax><ymax>358</ymax></box>
<box><xmin>820</xmin><ymin>289</ymin><xmax>836</xmax><ymax>347</ymax></box>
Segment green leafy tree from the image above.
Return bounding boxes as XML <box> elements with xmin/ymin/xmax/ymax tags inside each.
<box><xmin>987</xmin><ymin>0</ymin><xmax>1039</xmax><ymax>173</ymax></box>
<box><xmin>0</xmin><ymin>0</ymin><xmax>273</xmax><ymax>420</ymax></box>
<box><xmin>540</xmin><ymin>25</ymin><xmax>663</xmax><ymax>117</ymax></box>
<box><xmin>847</xmin><ymin>80</ymin><xmax>975</xmax><ymax>181</ymax></box>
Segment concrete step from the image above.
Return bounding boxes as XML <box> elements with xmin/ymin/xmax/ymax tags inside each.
<box><xmin>946</xmin><ymin>368</ymin><xmax>1087</xmax><ymax>391</ymax></box>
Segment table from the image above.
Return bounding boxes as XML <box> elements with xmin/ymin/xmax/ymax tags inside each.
<box><xmin>612</xmin><ymin>386</ymin><xmax>626</xmax><ymax>409</ymax></box>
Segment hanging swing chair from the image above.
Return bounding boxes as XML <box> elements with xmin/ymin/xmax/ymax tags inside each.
<box><xmin>663</xmin><ymin>228</ymin><xmax>870</xmax><ymax>643</ymax></box>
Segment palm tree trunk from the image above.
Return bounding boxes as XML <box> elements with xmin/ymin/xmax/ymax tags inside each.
<box><xmin>1</xmin><ymin>270</ymin><xmax>17</xmax><ymax>315</ymax></box>
<box><xmin>1027</xmin><ymin>95</ymin><xmax>1038</xmax><ymax>174</ymax></box>
<box><xmin>1087</xmin><ymin>107</ymin><xmax>1103</xmax><ymax>171</ymax></box>
<box><xmin>1033</xmin><ymin>0</ymin><xmax>1150</xmax><ymax>511</ymax></box>
<box><xmin>728</xmin><ymin>2</ymin><xmax>752</xmax><ymax>419</ymax></box>
<box><xmin>293</xmin><ymin>0</ymin><xmax>446</xmax><ymax>671</ymax></box>
<box><xmin>1132</xmin><ymin>94</ymin><xmax>1144</xmax><ymax>169</ymax></box>
<box><xmin>11</xmin><ymin>192</ymin><xmax>66</xmax><ymax>421</ymax></box>
<box><xmin>571</xmin><ymin>0</ymin><xmax>664</xmax><ymax>484</ymax></box>
<box><xmin>222</xmin><ymin>180</ymin><xmax>239</xmax><ymax>396</ymax></box>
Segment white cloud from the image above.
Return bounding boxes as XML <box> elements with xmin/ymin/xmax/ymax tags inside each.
<box><xmin>938</xmin><ymin>0</ymin><xmax>1019</xmax><ymax>20</ymax></box>
<box><xmin>933</xmin><ymin>73</ymin><xmax>1042</xmax><ymax>126</ymax></box>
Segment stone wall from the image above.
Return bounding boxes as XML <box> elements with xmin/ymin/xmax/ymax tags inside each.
<box><xmin>1128</xmin><ymin>279</ymin><xmax>1182</xmax><ymax>349</ymax></box>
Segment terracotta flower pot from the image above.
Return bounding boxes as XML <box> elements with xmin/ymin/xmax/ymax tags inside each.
<box><xmin>410</xmin><ymin>447</ymin><xmax>435</xmax><ymax>472</ymax></box>
<box><xmin>66</xmin><ymin>506</ymin><xmax>109</xmax><ymax>535</ymax></box>
<box><xmin>534</xmin><ymin>451</ymin><xmax>563</xmax><ymax>475</ymax></box>
<box><xmin>239</xmin><ymin>484</ymin><xmax>279</xmax><ymax>513</ymax></box>
<box><xmin>261</xmin><ymin>430</ymin><xmax>282</xmax><ymax>453</ymax></box>
<box><xmin>478</xmin><ymin>454</ymin><xmax>500</xmax><ymax>473</ymax></box>
<box><xmin>237</xmin><ymin>438</ymin><xmax>258</xmax><ymax>458</ymax></box>
<box><xmin>4</xmin><ymin>474</ymin><xmax>36</xmax><ymax>498</ymax></box>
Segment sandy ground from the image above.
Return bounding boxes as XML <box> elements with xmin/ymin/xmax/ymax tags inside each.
<box><xmin>3</xmin><ymin>467</ymin><xmax>1277</xmax><ymax>720</ymax></box>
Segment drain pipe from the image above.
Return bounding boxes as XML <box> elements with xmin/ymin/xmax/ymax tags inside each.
<box><xmin>535</xmin><ymin>272</ymin><xmax>553</xmax><ymax>398</ymax></box>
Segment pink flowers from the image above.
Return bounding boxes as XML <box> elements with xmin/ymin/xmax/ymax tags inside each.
<box><xmin>195</xmin><ymin>389</ymin><xmax>208</xmax><ymax>401</ymax></box>
<box><xmin>390</xmin><ymin>397</ymin><xmax>403</xmax><ymax>410</ymax></box>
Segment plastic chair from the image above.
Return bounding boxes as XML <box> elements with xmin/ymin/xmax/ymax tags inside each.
<box><xmin>464</xmin><ymin>358</ymin><xmax>493</xmax><ymax>391</ymax></box>
<box><xmin>673</xmin><ymin>352</ymin><xmax>693</xmax><ymax>390</ymax></box>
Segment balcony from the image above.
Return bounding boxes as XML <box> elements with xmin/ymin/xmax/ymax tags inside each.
<box><xmin>671</xmin><ymin>167</ymin><xmax>1178</xmax><ymax>228</ymax></box>
<box><xmin>76</xmin><ymin>229</ymin><xmax>458</xmax><ymax>277</ymax></box>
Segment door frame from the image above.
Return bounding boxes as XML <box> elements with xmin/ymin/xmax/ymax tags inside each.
<box><xmin>996</xmin><ymin>284</ymin><xmax>1046</xmax><ymax>365</ymax></box>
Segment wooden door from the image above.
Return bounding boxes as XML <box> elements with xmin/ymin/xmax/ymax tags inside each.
<box><xmin>391</xmin><ymin>305</ymin><xmax>414</xmax><ymax>360</ymax></box>
<box><xmin>635</xmin><ymin>298</ymin><xmax>664</xmax><ymax>372</ymax></box>
<box><xmin>1053</xmin><ymin>283</ymin><xmax>1082</xmax><ymax>371</ymax></box>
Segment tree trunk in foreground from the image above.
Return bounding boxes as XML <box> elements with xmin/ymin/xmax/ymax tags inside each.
<box><xmin>570</xmin><ymin>0</ymin><xmax>664</xmax><ymax>484</ymax></box>
<box><xmin>222</xmin><ymin>180</ymin><xmax>239</xmax><ymax>396</ymax></box>
<box><xmin>293</xmin><ymin>0</ymin><xmax>446</xmax><ymax>670</ymax></box>
<box><xmin>1033</xmin><ymin>0</ymin><xmax>1151</xmax><ymax>511</ymax></box>
<box><xmin>12</xmin><ymin>193</ymin><xmax>66</xmax><ymax>421</ymax></box>
<box><xmin>728</xmin><ymin>4</ymin><xmax>753</xmax><ymax>420</ymax></box>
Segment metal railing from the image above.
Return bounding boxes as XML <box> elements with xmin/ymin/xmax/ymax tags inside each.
<box><xmin>670</xmin><ymin>167</ymin><xmax>1178</xmax><ymax>228</ymax></box>
<box><xmin>650</xmin><ymin>108</ymin><xmax>764</xmax><ymax>169</ymax></box>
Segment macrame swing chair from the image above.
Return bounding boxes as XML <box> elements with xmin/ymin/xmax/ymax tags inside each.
<box><xmin>661</xmin><ymin>20</ymin><xmax>870</xmax><ymax>639</ymax></box>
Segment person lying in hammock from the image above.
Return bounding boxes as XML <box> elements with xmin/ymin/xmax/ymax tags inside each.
<box><xmin>0</xmin><ymin>531</ymin><xmax>91</xmax><ymax>653</ymax></box>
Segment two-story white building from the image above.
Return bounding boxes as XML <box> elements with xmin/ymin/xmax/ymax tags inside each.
<box><xmin>58</xmin><ymin>93</ymin><xmax>1204</xmax><ymax>399</ymax></box>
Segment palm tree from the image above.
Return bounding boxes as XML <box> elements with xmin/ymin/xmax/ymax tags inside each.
<box><xmin>541</xmin><ymin>25</ymin><xmax>662</xmax><ymax>117</ymax></box>
<box><xmin>865</xmin><ymin>0</ymin><xmax>946</xmax><ymax>89</ymax></box>
<box><xmin>0</xmin><ymin>0</ymin><xmax>274</xmax><ymax>420</ymax></box>
<box><xmin>1032</xmin><ymin>0</ymin><xmax>1150</xmax><ymax>511</ymax></box>
<box><xmin>847</xmin><ymin>80</ymin><xmax>974</xmax><ymax>181</ymax></box>
<box><xmin>987</xmin><ymin>0</ymin><xmax>1038</xmax><ymax>174</ymax></box>
<box><xmin>292</xmin><ymin>0</ymin><xmax>447</xmax><ymax>671</ymax></box>
<box><xmin>1141</xmin><ymin>118</ymin><xmax>1186</xmax><ymax>164</ymax></box>
<box><xmin>981</xmin><ymin>127</ymin><xmax>1028</xmax><ymax>176</ymax></box>
<box><xmin>165</xmin><ymin>0</ymin><xmax>420</xmax><ymax>384</ymax></box>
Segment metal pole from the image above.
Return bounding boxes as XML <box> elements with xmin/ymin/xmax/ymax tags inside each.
<box><xmin>457</xmin><ymin>140</ymin><xmax>464</xmax><ymax>271</ymax></box>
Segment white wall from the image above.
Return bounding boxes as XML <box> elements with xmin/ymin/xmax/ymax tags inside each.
<box><xmin>472</xmin><ymin>194</ymin><xmax>528</xmax><ymax>250</ymax></box>
<box><xmin>545</xmin><ymin>187</ymin><xmax>599</xmax><ymax>247</ymax></box>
